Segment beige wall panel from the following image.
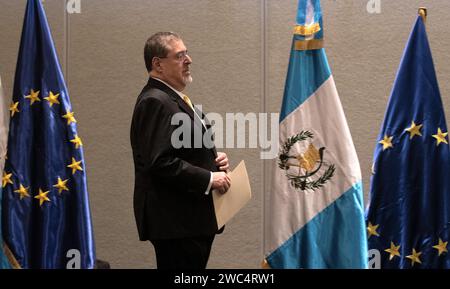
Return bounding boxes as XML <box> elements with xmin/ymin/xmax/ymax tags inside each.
<box><xmin>68</xmin><ymin>0</ymin><xmax>262</xmax><ymax>268</ymax></box>
<box><xmin>0</xmin><ymin>0</ymin><xmax>66</xmax><ymax>99</ymax></box>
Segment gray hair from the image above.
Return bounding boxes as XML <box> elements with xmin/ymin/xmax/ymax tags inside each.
<box><xmin>144</xmin><ymin>32</ymin><xmax>181</xmax><ymax>72</ymax></box>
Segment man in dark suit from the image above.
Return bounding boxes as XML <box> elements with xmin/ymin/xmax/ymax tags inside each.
<box><xmin>130</xmin><ymin>32</ymin><xmax>231</xmax><ymax>269</ymax></box>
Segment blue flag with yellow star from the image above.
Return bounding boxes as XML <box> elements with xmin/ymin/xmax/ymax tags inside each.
<box><xmin>366</xmin><ymin>15</ymin><xmax>450</xmax><ymax>268</ymax></box>
<box><xmin>1</xmin><ymin>0</ymin><xmax>95</xmax><ymax>268</ymax></box>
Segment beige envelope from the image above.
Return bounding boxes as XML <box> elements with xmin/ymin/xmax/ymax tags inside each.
<box><xmin>213</xmin><ymin>160</ymin><xmax>252</xmax><ymax>228</ymax></box>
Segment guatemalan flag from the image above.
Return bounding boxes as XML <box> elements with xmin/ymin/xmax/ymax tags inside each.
<box><xmin>264</xmin><ymin>0</ymin><xmax>368</xmax><ymax>269</ymax></box>
<box><xmin>0</xmin><ymin>75</ymin><xmax>11</xmax><ymax>269</ymax></box>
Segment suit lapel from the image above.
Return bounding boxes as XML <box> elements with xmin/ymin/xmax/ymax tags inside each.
<box><xmin>147</xmin><ymin>78</ymin><xmax>195</xmax><ymax>120</ymax></box>
<box><xmin>195</xmin><ymin>107</ymin><xmax>218</xmax><ymax>158</ymax></box>
<box><xmin>147</xmin><ymin>78</ymin><xmax>218</xmax><ymax>159</ymax></box>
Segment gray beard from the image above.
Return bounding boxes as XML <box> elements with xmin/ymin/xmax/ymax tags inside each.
<box><xmin>184</xmin><ymin>75</ymin><xmax>193</xmax><ymax>84</ymax></box>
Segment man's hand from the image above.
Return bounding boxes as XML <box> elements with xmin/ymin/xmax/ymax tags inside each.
<box><xmin>211</xmin><ymin>172</ymin><xmax>231</xmax><ymax>194</ymax></box>
<box><xmin>212</xmin><ymin>152</ymin><xmax>230</xmax><ymax>194</ymax></box>
<box><xmin>215</xmin><ymin>152</ymin><xmax>229</xmax><ymax>171</ymax></box>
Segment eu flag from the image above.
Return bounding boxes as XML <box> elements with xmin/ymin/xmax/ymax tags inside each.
<box><xmin>1</xmin><ymin>0</ymin><xmax>95</xmax><ymax>268</ymax></box>
<box><xmin>366</xmin><ymin>15</ymin><xmax>450</xmax><ymax>268</ymax></box>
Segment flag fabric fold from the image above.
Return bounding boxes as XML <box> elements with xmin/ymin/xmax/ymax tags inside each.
<box><xmin>1</xmin><ymin>0</ymin><xmax>95</xmax><ymax>268</ymax></box>
<box><xmin>264</xmin><ymin>0</ymin><xmax>367</xmax><ymax>269</ymax></box>
<box><xmin>366</xmin><ymin>16</ymin><xmax>450</xmax><ymax>269</ymax></box>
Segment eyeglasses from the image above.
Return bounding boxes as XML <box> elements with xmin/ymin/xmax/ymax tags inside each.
<box><xmin>158</xmin><ymin>51</ymin><xmax>190</xmax><ymax>62</ymax></box>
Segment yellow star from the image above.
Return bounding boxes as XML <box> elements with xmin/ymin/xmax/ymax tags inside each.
<box><xmin>406</xmin><ymin>249</ymin><xmax>422</xmax><ymax>266</ymax></box>
<box><xmin>67</xmin><ymin>157</ymin><xmax>83</xmax><ymax>175</ymax></box>
<box><xmin>70</xmin><ymin>135</ymin><xmax>83</xmax><ymax>149</ymax></box>
<box><xmin>9</xmin><ymin>102</ymin><xmax>19</xmax><ymax>117</ymax></box>
<box><xmin>34</xmin><ymin>188</ymin><xmax>51</xmax><ymax>206</ymax></box>
<box><xmin>384</xmin><ymin>242</ymin><xmax>401</xmax><ymax>261</ymax></box>
<box><xmin>14</xmin><ymin>184</ymin><xmax>30</xmax><ymax>200</ymax></box>
<box><xmin>432</xmin><ymin>238</ymin><xmax>448</xmax><ymax>256</ymax></box>
<box><xmin>63</xmin><ymin>111</ymin><xmax>77</xmax><ymax>125</ymax></box>
<box><xmin>43</xmin><ymin>91</ymin><xmax>60</xmax><ymax>107</ymax></box>
<box><xmin>379</xmin><ymin>135</ymin><xmax>394</xmax><ymax>151</ymax></box>
<box><xmin>405</xmin><ymin>121</ymin><xmax>423</xmax><ymax>140</ymax></box>
<box><xmin>432</xmin><ymin>128</ymin><xmax>448</xmax><ymax>146</ymax></box>
<box><xmin>367</xmin><ymin>222</ymin><xmax>380</xmax><ymax>238</ymax></box>
<box><xmin>2</xmin><ymin>172</ymin><xmax>13</xmax><ymax>188</ymax></box>
<box><xmin>24</xmin><ymin>89</ymin><xmax>41</xmax><ymax>105</ymax></box>
<box><xmin>53</xmin><ymin>177</ymin><xmax>69</xmax><ymax>194</ymax></box>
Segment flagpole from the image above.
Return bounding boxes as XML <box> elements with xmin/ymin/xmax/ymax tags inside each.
<box><xmin>418</xmin><ymin>7</ymin><xmax>427</xmax><ymax>24</ymax></box>
<box><xmin>260</xmin><ymin>0</ymin><xmax>269</xmax><ymax>268</ymax></box>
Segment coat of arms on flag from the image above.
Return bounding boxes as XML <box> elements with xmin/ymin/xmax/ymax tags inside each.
<box><xmin>278</xmin><ymin>131</ymin><xmax>335</xmax><ymax>192</ymax></box>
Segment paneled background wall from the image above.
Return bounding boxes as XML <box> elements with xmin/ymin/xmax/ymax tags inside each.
<box><xmin>1</xmin><ymin>0</ymin><xmax>449</xmax><ymax>268</ymax></box>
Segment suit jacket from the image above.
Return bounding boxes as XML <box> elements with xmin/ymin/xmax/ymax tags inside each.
<box><xmin>130</xmin><ymin>78</ymin><xmax>222</xmax><ymax>241</ymax></box>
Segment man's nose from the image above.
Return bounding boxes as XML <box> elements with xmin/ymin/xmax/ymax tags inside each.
<box><xmin>185</xmin><ymin>54</ymin><xmax>192</xmax><ymax>64</ymax></box>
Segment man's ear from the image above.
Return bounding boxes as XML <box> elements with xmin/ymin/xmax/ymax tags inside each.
<box><xmin>152</xmin><ymin>57</ymin><xmax>162</xmax><ymax>73</ymax></box>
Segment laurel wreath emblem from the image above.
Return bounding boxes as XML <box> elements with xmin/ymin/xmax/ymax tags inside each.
<box><xmin>278</xmin><ymin>131</ymin><xmax>335</xmax><ymax>191</ymax></box>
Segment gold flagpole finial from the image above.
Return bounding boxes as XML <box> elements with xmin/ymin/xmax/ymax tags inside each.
<box><xmin>261</xmin><ymin>259</ymin><xmax>271</xmax><ymax>269</ymax></box>
<box><xmin>418</xmin><ymin>7</ymin><xmax>427</xmax><ymax>24</ymax></box>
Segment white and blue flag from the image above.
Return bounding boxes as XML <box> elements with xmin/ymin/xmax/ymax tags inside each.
<box><xmin>264</xmin><ymin>0</ymin><xmax>368</xmax><ymax>269</ymax></box>
<box><xmin>0</xmin><ymin>75</ymin><xmax>11</xmax><ymax>269</ymax></box>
